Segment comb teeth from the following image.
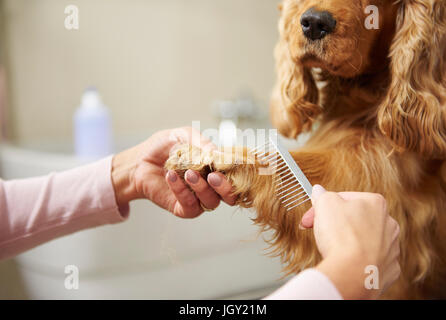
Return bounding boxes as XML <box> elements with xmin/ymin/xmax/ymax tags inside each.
<box><xmin>251</xmin><ymin>136</ymin><xmax>313</xmax><ymax>211</ymax></box>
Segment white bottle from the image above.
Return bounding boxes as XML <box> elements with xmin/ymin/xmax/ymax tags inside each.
<box><xmin>74</xmin><ymin>87</ymin><xmax>113</xmax><ymax>159</ymax></box>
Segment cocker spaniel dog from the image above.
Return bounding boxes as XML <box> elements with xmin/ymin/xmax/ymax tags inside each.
<box><xmin>167</xmin><ymin>0</ymin><xmax>446</xmax><ymax>299</ymax></box>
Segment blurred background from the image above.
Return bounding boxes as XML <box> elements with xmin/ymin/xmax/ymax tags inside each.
<box><xmin>0</xmin><ymin>0</ymin><xmax>280</xmax><ymax>146</ymax></box>
<box><xmin>0</xmin><ymin>0</ymin><xmax>290</xmax><ymax>299</ymax></box>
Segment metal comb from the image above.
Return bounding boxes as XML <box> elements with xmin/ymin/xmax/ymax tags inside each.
<box><xmin>251</xmin><ymin>134</ymin><xmax>313</xmax><ymax>211</ymax></box>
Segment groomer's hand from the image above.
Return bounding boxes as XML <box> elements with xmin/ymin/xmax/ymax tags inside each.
<box><xmin>111</xmin><ymin>127</ymin><xmax>237</xmax><ymax>218</ymax></box>
<box><xmin>301</xmin><ymin>185</ymin><xmax>400</xmax><ymax>300</ymax></box>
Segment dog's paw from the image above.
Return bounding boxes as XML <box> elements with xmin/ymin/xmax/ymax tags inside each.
<box><xmin>165</xmin><ymin>144</ymin><xmax>257</xmax><ymax>177</ymax></box>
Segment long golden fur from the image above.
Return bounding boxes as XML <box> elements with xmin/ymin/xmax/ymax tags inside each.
<box><xmin>167</xmin><ymin>0</ymin><xmax>446</xmax><ymax>299</ymax></box>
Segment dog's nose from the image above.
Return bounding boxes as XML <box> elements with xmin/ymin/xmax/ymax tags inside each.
<box><xmin>301</xmin><ymin>8</ymin><xmax>336</xmax><ymax>40</ymax></box>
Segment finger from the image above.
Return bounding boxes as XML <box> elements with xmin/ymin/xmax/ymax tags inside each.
<box><xmin>337</xmin><ymin>191</ymin><xmax>385</xmax><ymax>203</ymax></box>
<box><xmin>300</xmin><ymin>207</ymin><xmax>315</xmax><ymax>228</ymax></box>
<box><xmin>301</xmin><ymin>192</ymin><xmax>352</xmax><ymax>228</ymax></box>
<box><xmin>208</xmin><ymin>172</ymin><xmax>237</xmax><ymax>206</ymax></box>
<box><xmin>185</xmin><ymin>170</ymin><xmax>221</xmax><ymax>210</ymax></box>
<box><xmin>392</xmin><ymin>263</ymin><xmax>401</xmax><ymax>284</ymax></box>
<box><xmin>312</xmin><ymin>191</ymin><xmax>348</xmax><ymax>226</ymax></box>
<box><xmin>339</xmin><ymin>192</ymin><xmax>388</xmax><ymax>220</ymax></box>
<box><xmin>311</xmin><ymin>184</ymin><xmax>327</xmax><ymax>205</ymax></box>
<box><xmin>165</xmin><ymin>170</ymin><xmax>203</xmax><ymax>218</ymax></box>
<box><xmin>306</xmin><ymin>189</ymin><xmax>365</xmax><ymax>228</ymax></box>
<box><xmin>180</xmin><ymin>127</ymin><xmax>217</xmax><ymax>152</ymax></box>
<box><xmin>311</xmin><ymin>190</ymin><xmax>387</xmax><ymax>228</ymax></box>
<box><xmin>196</xmin><ymin>132</ymin><xmax>217</xmax><ymax>152</ymax></box>
<box><xmin>387</xmin><ymin>218</ymin><xmax>400</xmax><ymax>249</ymax></box>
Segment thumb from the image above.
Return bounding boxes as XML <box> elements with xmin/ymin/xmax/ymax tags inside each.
<box><xmin>300</xmin><ymin>185</ymin><xmax>327</xmax><ymax>229</ymax></box>
<box><xmin>311</xmin><ymin>184</ymin><xmax>327</xmax><ymax>206</ymax></box>
<box><xmin>312</xmin><ymin>188</ymin><xmax>347</xmax><ymax>228</ymax></box>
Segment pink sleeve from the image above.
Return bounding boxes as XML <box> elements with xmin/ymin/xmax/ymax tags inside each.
<box><xmin>0</xmin><ymin>156</ymin><xmax>129</xmax><ymax>261</ymax></box>
<box><xmin>265</xmin><ymin>268</ymin><xmax>343</xmax><ymax>300</ymax></box>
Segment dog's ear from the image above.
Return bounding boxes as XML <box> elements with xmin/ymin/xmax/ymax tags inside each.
<box><xmin>377</xmin><ymin>0</ymin><xmax>446</xmax><ymax>158</ymax></box>
<box><xmin>270</xmin><ymin>4</ymin><xmax>321</xmax><ymax>139</ymax></box>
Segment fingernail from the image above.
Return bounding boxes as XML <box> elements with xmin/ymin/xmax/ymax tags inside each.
<box><xmin>186</xmin><ymin>170</ymin><xmax>199</xmax><ymax>184</ymax></box>
<box><xmin>311</xmin><ymin>184</ymin><xmax>326</xmax><ymax>204</ymax></box>
<box><xmin>168</xmin><ymin>171</ymin><xmax>177</xmax><ymax>182</ymax></box>
<box><xmin>208</xmin><ymin>173</ymin><xmax>222</xmax><ymax>187</ymax></box>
